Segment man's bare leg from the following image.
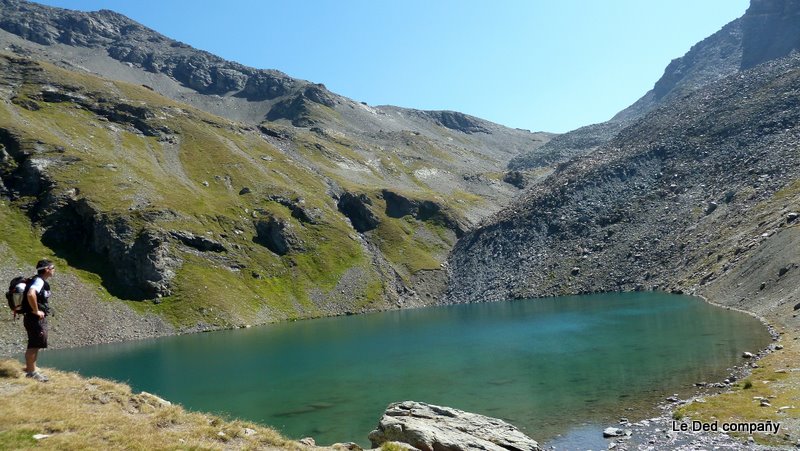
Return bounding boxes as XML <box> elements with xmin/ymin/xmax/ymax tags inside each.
<box><xmin>24</xmin><ymin>348</ymin><xmax>38</xmax><ymax>373</ymax></box>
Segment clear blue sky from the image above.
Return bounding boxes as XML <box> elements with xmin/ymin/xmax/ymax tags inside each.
<box><xmin>36</xmin><ymin>0</ymin><xmax>749</xmax><ymax>133</ymax></box>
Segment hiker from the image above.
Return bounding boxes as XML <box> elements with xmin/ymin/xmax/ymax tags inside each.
<box><xmin>21</xmin><ymin>259</ymin><xmax>55</xmax><ymax>382</ymax></box>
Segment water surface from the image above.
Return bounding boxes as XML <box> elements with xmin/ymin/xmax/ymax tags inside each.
<box><xmin>43</xmin><ymin>292</ymin><xmax>771</xmax><ymax>446</ymax></box>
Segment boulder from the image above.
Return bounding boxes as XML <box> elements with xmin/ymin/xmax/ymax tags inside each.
<box><xmin>503</xmin><ymin>171</ymin><xmax>526</xmax><ymax>189</ymax></box>
<box><xmin>169</xmin><ymin>231</ymin><xmax>226</xmax><ymax>253</ymax></box>
<box><xmin>368</xmin><ymin>401</ymin><xmax>540</xmax><ymax>451</ymax></box>
<box><xmin>602</xmin><ymin>427</ymin><xmax>630</xmax><ymax>438</ymax></box>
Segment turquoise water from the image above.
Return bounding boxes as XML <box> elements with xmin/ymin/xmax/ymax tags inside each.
<box><xmin>42</xmin><ymin>292</ymin><xmax>771</xmax><ymax>446</ymax></box>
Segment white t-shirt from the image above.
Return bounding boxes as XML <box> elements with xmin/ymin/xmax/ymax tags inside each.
<box><xmin>29</xmin><ymin>278</ymin><xmax>44</xmax><ymax>293</ymax></box>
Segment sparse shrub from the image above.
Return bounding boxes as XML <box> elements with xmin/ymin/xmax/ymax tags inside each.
<box><xmin>0</xmin><ymin>360</ymin><xmax>21</xmax><ymax>378</ymax></box>
<box><xmin>743</xmin><ymin>381</ymin><xmax>753</xmax><ymax>389</ymax></box>
<box><xmin>381</xmin><ymin>443</ymin><xmax>408</xmax><ymax>451</ymax></box>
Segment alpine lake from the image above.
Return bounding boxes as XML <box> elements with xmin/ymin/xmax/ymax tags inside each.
<box><xmin>43</xmin><ymin>292</ymin><xmax>771</xmax><ymax>447</ymax></box>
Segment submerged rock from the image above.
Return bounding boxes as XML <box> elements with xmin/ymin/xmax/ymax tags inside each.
<box><xmin>368</xmin><ymin>401</ymin><xmax>540</xmax><ymax>451</ymax></box>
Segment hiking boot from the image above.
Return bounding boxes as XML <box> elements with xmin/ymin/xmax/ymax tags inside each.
<box><xmin>25</xmin><ymin>371</ymin><xmax>49</xmax><ymax>382</ymax></box>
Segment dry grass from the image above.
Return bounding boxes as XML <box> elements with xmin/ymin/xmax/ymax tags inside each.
<box><xmin>0</xmin><ymin>360</ymin><xmax>304</xmax><ymax>450</ymax></box>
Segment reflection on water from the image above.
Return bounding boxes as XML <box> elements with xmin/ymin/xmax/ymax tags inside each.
<box><xmin>43</xmin><ymin>292</ymin><xmax>771</xmax><ymax>446</ymax></box>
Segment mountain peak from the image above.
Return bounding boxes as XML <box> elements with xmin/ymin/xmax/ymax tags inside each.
<box><xmin>742</xmin><ymin>0</ymin><xmax>800</xmax><ymax>69</ymax></box>
<box><xmin>0</xmin><ymin>0</ymin><xmax>300</xmax><ymax>100</ymax></box>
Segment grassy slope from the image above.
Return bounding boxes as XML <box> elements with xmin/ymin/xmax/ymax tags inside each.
<box><xmin>0</xmin><ymin>54</ymin><xmax>475</xmax><ymax>329</ymax></box>
<box><xmin>1</xmin><ymin>87</ymin><xmax>375</xmax><ymax>326</ymax></box>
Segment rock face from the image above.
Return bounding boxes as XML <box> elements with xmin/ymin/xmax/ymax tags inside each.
<box><xmin>337</xmin><ymin>192</ymin><xmax>380</xmax><ymax>233</ymax></box>
<box><xmin>741</xmin><ymin>0</ymin><xmax>800</xmax><ymax>69</ymax></box>
<box><xmin>268</xmin><ymin>195</ymin><xmax>321</xmax><ymax>224</ymax></box>
<box><xmin>0</xmin><ymin>118</ymin><xmax>178</xmax><ymax>299</ymax></box>
<box><xmin>39</xmin><ymin>199</ymin><xmax>179</xmax><ymax>299</ymax></box>
<box><xmin>382</xmin><ymin>189</ymin><xmax>465</xmax><ymax>237</ymax></box>
<box><xmin>417</xmin><ymin>111</ymin><xmax>491</xmax><ymax>134</ymax></box>
<box><xmin>368</xmin><ymin>401</ymin><xmax>540</xmax><ymax>451</ymax></box>
<box><xmin>254</xmin><ymin>217</ymin><xmax>303</xmax><ymax>255</ymax></box>
<box><xmin>169</xmin><ymin>231</ymin><xmax>226</xmax><ymax>253</ymax></box>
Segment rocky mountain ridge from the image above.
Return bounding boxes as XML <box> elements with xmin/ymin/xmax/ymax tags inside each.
<box><xmin>507</xmin><ymin>14</ymin><xmax>744</xmax><ymax>171</ymax></box>
<box><xmin>456</xmin><ymin>0</ymin><xmax>800</xmax><ymax>313</ymax></box>
<box><xmin>446</xmin><ymin>42</ymin><xmax>800</xmax><ymax>443</ymax></box>
<box><xmin>448</xmin><ymin>50</ymin><xmax>800</xmax><ymax>320</ymax></box>
<box><xmin>511</xmin><ymin>0</ymin><xmax>800</xmax><ymax>172</ymax></box>
<box><xmin>0</xmin><ymin>0</ymin><xmax>324</xmax><ymax>110</ymax></box>
<box><xmin>0</xmin><ymin>0</ymin><xmax>550</xmax><ymax>230</ymax></box>
<box><xmin>0</xmin><ymin>0</ymin><xmax>546</xmax><ymax>149</ymax></box>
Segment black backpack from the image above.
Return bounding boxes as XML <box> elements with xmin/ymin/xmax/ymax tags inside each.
<box><xmin>6</xmin><ymin>276</ymin><xmax>29</xmax><ymax>318</ymax></box>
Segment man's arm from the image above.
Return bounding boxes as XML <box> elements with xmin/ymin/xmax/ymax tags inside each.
<box><xmin>26</xmin><ymin>283</ymin><xmax>44</xmax><ymax>319</ymax></box>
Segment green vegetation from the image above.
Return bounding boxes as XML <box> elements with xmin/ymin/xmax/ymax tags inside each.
<box><xmin>0</xmin><ymin>201</ymin><xmax>51</xmax><ymax>269</ymax></box>
<box><xmin>774</xmin><ymin>179</ymin><xmax>800</xmax><ymax>201</ymax></box>
<box><xmin>676</xmin><ymin>339</ymin><xmax>800</xmax><ymax>446</ymax></box>
<box><xmin>0</xmin><ymin>429</ymin><xmax>38</xmax><ymax>449</ymax></box>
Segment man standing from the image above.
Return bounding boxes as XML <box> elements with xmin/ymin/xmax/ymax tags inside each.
<box><xmin>21</xmin><ymin>259</ymin><xmax>55</xmax><ymax>382</ymax></box>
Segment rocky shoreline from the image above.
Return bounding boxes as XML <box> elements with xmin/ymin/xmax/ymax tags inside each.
<box><xmin>550</xmin><ymin>291</ymin><xmax>788</xmax><ymax>450</ymax></box>
<box><xmin>602</xmin><ymin>347</ymin><xmax>786</xmax><ymax>450</ymax></box>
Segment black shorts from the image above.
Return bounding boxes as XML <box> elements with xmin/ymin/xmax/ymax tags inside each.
<box><xmin>23</xmin><ymin>314</ymin><xmax>48</xmax><ymax>349</ymax></box>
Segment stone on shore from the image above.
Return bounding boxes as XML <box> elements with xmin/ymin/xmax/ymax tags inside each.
<box><xmin>603</xmin><ymin>427</ymin><xmax>631</xmax><ymax>438</ymax></box>
<box><xmin>368</xmin><ymin>401</ymin><xmax>540</xmax><ymax>451</ymax></box>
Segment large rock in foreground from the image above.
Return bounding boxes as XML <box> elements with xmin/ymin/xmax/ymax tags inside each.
<box><xmin>368</xmin><ymin>401</ymin><xmax>540</xmax><ymax>451</ymax></box>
